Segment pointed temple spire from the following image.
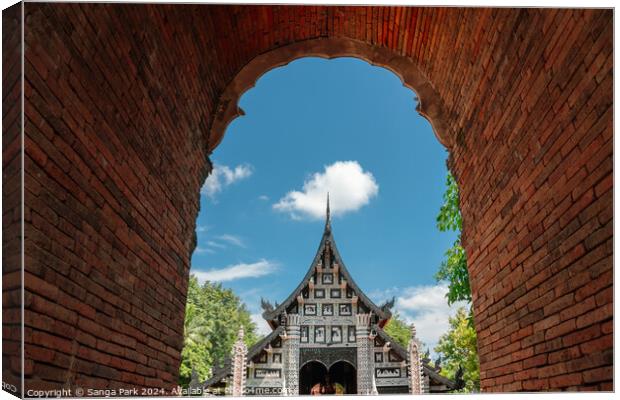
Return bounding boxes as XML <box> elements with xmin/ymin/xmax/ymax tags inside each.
<box><xmin>325</xmin><ymin>192</ymin><xmax>331</xmax><ymax>232</ymax></box>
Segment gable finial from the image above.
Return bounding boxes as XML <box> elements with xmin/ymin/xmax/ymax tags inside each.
<box><xmin>327</xmin><ymin>192</ymin><xmax>330</xmax><ymax>220</ymax></box>
<box><xmin>325</xmin><ymin>192</ymin><xmax>331</xmax><ymax>231</ymax></box>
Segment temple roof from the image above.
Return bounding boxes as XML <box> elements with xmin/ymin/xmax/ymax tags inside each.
<box><xmin>247</xmin><ymin>325</ymin><xmax>286</xmax><ymax>360</ymax></box>
<box><xmin>262</xmin><ymin>195</ymin><xmax>391</xmax><ymax>325</ymax></box>
<box><xmin>204</xmin><ymin>326</ymin><xmax>286</xmax><ymax>388</ymax></box>
<box><xmin>373</xmin><ymin>325</ymin><xmax>461</xmax><ymax>391</ymax></box>
<box><xmin>203</xmin><ymin>358</ymin><xmax>231</xmax><ymax>388</ymax></box>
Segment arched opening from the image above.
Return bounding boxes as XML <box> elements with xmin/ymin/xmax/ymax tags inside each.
<box><xmin>299</xmin><ymin>361</ymin><xmax>328</xmax><ymax>395</ymax></box>
<box><xmin>328</xmin><ymin>361</ymin><xmax>357</xmax><ymax>395</ymax></box>
<box><xmin>189</xmin><ymin>48</ymin><xmax>468</xmax><ymax>390</ymax></box>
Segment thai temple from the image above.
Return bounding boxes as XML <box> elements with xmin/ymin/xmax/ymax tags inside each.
<box><xmin>201</xmin><ymin>197</ymin><xmax>462</xmax><ymax>395</ymax></box>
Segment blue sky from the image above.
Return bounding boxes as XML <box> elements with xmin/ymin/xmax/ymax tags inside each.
<box><xmin>190</xmin><ymin>57</ymin><xmax>464</xmax><ymax>352</ymax></box>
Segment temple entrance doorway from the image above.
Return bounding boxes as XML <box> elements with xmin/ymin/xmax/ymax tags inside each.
<box><xmin>328</xmin><ymin>361</ymin><xmax>357</xmax><ymax>394</ymax></box>
<box><xmin>299</xmin><ymin>360</ymin><xmax>358</xmax><ymax>395</ymax></box>
<box><xmin>299</xmin><ymin>361</ymin><xmax>328</xmax><ymax>395</ymax></box>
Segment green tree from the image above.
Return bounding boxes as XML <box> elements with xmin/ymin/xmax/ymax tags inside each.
<box><xmin>435</xmin><ymin>173</ymin><xmax>471</xmax><ymax>305</ymax></box>
<box><xmin>383</xmin><ymin>312</ymin><xmax>412</xmax><ymax>348</ymax></box>
<box><xmin>434</xmin><ymin>308</ymin><xmax>480</xmax><ymax>392</ymax></box>
<box><xmin>435</xmin><ymin>172</ymin><xmax>480</xmax><ymax>392</ymax></box>
<box><xmin>179</xmin><ymin>275</ymin><xmax>260</xmax><ymax>387</ymax></box>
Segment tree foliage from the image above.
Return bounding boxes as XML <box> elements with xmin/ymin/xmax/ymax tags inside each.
<box><xmin>383</xmin><ymin>312</ymin><xmax>411</xmax><ymax>348</ymax></box>
<box><xmin>436</xmin><ymin>173</ymin><xmax>462</xmax><ymax>232</ymax></box>
<box><xmin>179</xmin><ymin>275</ymin><xmax>260</xmax><ymax>387</ymax></box>
<box><xmin>436</xmin><ymin>240</ymin><xmax>470</xmax><ymax>306</ymax></box>
<box><xmin>434</xmin><ymin>308</ymin><xmax>480</xmax><ymax>392</ymax></box>
<box><xmin>435</xmin><ymin>172</ymin><xmax>480</xmax><ymax>392</ymax></box>
<box><xmin>435</xmin><ymin>173</ymin><xmax>471</xmax><ymax>305</ymax></box>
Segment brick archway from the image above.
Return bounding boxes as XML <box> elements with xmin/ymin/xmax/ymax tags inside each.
<box><xmin>4</xmin><ymin>3</ymin><xmax>612</xmax><ymax>395</ymax></box>
<box><xmin>207</xmin><ymin>37</ymin><xmax>454</xmax><ymax>151</ymax></box>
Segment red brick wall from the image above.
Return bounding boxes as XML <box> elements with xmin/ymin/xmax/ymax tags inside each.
<box><xmin>3</xmin><ymin>3</ymin><xmax>23</xmax><ymax>397</ymax></box>
<box><xmin>10</xmin><ymin>3</ymin><xmax>613</xmax><ymax>393</ymax></box>
<box><xmin>445</xmin><ymin>10</ymin><xmax>613</xmax><ymax>391</ymax></box>
<box><xmin>21</xmin><ymin>3</ymin><xmax>213</xmax><ymax>392</ymax></box>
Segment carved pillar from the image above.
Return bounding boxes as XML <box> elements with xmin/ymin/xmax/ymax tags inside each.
<box><xmin>356</xmin><ymin>313</ymin><xmax>373</xmax><ymax>395</ymax></box>
<box><xmin>283</xmin><ymin>313</ymin><xmax>300</xmax><ymax>396</ymax></box>
<box><xmin>408</xmin><ymin>324</ymin><xmax>424</xmax><ymax>394</ymax></box>
<box><xmin>371</xmin><ymin>367</ymin><xmax>379</xmax><ymax>395</ymax></box>
<box><xmin>230</xmin><ymin>328</ymin><xmax>247</xmax><ymax>397</ymax></box>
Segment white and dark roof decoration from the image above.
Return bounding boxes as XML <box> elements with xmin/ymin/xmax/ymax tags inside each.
<box><xmin>203</xmin><ymin>326</ymin><xmax>286</xmax><ymax>388</ymax></box>
<box><xmin>372</xmin><ymin>325</ymin><xmax>462</xmax><ymax>391</ymax></box>
<box><xmin>262</xmin><ymin>195</ymin><xmax>393</xmax><ymax>325</ymax></box>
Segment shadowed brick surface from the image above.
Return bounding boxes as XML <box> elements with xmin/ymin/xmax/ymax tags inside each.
<box><xmin>3</xmin><ymin>3</ymin><xmax>23</xmax><ymax>397</ymax></box>
<box><xmin>5</xmin><ymin>3</ymin><xmax>612</xmax><ymax>393</ymax></box>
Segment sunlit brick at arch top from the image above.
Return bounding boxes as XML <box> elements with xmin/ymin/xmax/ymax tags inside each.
<box><xmin>2</xmin><ymin>3</ymin><xmax>612</xmax><ymax>395</ymax></box>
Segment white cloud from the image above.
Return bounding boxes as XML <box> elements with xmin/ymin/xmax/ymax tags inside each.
<box><xmin>206</xmin><ymin>240</ymin><xmax>226</xmax><ymax>249</ymax></box>
<box><xmin>370</xmin><ymin>284</ymin><xmax>467</xmax><ymax>355</ymax></box>
<box><xmin>201</xmin><ymin>163</ymin><xmax>253</xmax><ymax>199</ymax></box>
<box><xmin>258</xmin><ymin>195</ymin><xmax>270</xmax><ymax>201</ymax></box>
<box><xmin>217</xmin><ymin>234</ymin><xmax>245</xmax><ymax>248</ymax></box>
<box><xmin>194</xmin><ymin>246</ymin><xmax>214</xmax><ymax>254</ymax></box>
<box><xmin>195</xmin><ymin>234</ymin><xmax>246</xmax><ymax>255</ymax></box>
<box><xmin>251</xmin><ymin>313</ymin><xmax>273</xmax><ymax>336</ymax></box>
<box><xmin>273</xmin><ymin>161</ymin><xmax>379</xmax><ymax>220</ymax></box>
<box><xmin>193</xmin><ymin>259</ymin><xmax>279</xmax><ymax>283</ymax></box>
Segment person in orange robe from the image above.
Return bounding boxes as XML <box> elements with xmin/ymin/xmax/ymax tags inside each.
<box><xmin>310</xmin><ymin>376</ymin><xmax>339</xmax><ymax>395</ymax></box>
